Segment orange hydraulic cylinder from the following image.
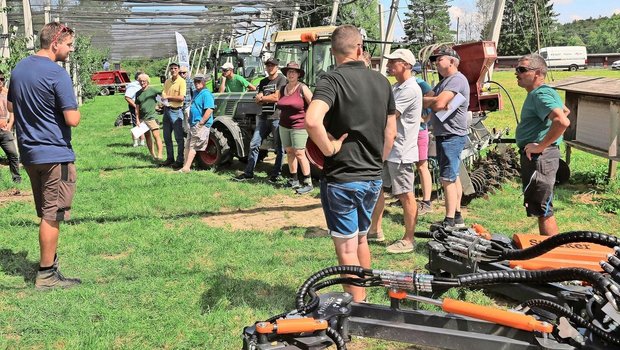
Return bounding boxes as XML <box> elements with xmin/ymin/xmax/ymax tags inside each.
<box><xmin>255</xmin><ymin>318</ymin><xmax>328</xmax><ymax>334</ymax></box>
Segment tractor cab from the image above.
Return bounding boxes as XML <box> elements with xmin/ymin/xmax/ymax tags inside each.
<box><xmin>211</xmin><ymin>46</ymin><xmax>265</xmax><ymax>92</ymax></box>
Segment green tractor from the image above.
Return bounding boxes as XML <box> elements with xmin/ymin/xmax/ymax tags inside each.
<box><xmin>195</xmin><ymin>26</ymin><xmax>338</xmax><ymax>169</ymax></box>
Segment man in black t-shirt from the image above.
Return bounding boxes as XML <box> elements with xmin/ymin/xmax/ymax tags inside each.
<box><xmin>306</xmin><ymin>25</ymin><xmax>397</xmax><ymax>303</ymax></box>
<box><xmin>234</xmin><ymin>57</ymin><xmax>287</xmax><ymax>182</ymax></box>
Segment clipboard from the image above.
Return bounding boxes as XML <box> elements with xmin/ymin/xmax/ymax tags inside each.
<box><xmin>435</xmin><ymin>93</ymin><xmax>466</xmax><ymax>122</ymax></box>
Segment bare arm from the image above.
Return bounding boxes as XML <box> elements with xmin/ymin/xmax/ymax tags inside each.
<box><xmin>246</xmin><ymin>83</ymin><xmax>257</xmax><ymax>91</ymax></box>
<box><xmin>125</xmin><ymin>96</ymin><xmax>136</xmax><ymax>109</ymax></box>
<box><xmin>423</xmin><ymin>90</ymin><xmax>454</xmax><ymax>111</ymax></box>
<box><xmin>0</xmin><ymin>97</ymin><xmax>7</xmax><ymax>129</ymax></box>
<box><xmin>305</xmin><ymin>100</ymin><xmax>348</xmax><ymax>156</ymax></box>
<box><xmin>218</xmin><ymin>77</ymin><xmax>226</xmax><ymax>93</ymax></box>
<box><xmin>302</xmin><ymin>85</ymin><xmax>313</xmax><ymax>105</ymax></box>
<box><xmin>524</xmin><ymin>107</ymin><xmax>570</xmax><ymax>159</ymax></box>
<box><xmin>259</xmin><ymin>90</ymin><xmax>280</xmax><ymax>103</ymax></box>
<box><xmin>63</xmin><ymin>109</ymin><xmax>81</xmax><ymax>127</ymax></box>
<box><xmin>382</xmin><ymin>114</ymin><xmax>397</xmax><ymax>161</ymax></box>
<box><xmin>199</xmin><ymin>108</ymin><xmax>213</xmax><ymax>126</ymax></box>
<box><xmin>135</xmin><ymin>104</ymin><xmax>141</xmax><ymax>124</ymax></box>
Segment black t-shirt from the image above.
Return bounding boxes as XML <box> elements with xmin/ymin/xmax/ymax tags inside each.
<box><xmin>258</xmin><ymin>74</ymin><xmax>287</xmax><ymax>119</ymax></box>
<box><xmin>313</xmin><ymin>61</ymin><xmax>395</xmax><ymax>182</ymax></box>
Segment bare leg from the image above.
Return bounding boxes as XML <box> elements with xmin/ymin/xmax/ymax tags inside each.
<box><xmin>181</xmin><ymin>149</ymin><xmax>197</xmax><ymax>171</ymax></box>
<box><xmin>398</xmin><ymin>192</ymin><xmax>418</xmax><ymax>243</ymax></box>
<box><xmin>538</xmin><ymin>216</ymin><xmax>559</xmax><ymax>236</ymax></box>
<box><xmin>286</xmin><ymin>147</ymin><xmax>297</xmax><ymax>174</ymax></box>
<box><xmin>295</xmin><ymin>149</ymin><xmax>311</xmax><ymax>177</ymax></box>
<box><xmin>332</xmin><ymin>236</ymin><xmax>369</xmax><ymax>302</ymax></box>
<box><xmin>153</xmin><ymin>129</ymin><xmax>164</xmax><ymax>159</ymax></box>
<box><xmin>455</xmin><ymin>176</ymin><xmax>463</xmax><ymax>213</ymax></box>
<box><xmin>39</xmin><ymin>219</ymin><xmax>60</xmax><ymax>267</ymax></box>
<box><xmin>442</xmin><ymin>180</ymin><xmax>457</xmax><ymax>218</ymax></box>
<box><xmin>369</xmin><ymin>189</ymin><xmax>385</xmax><ymax>234</ymax></box>
<box><xmin>417</xmin><ymin>160</ymin><xmax>432</xmax><ymax>202</ymax></box>
<box><xmin>145</xmin><ymin>132</ymin><xmax>155</xmax><ymax>158</ymax></box>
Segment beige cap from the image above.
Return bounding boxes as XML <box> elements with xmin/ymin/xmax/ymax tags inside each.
<box><xmin>221</xmin><ymin>62</ymin><xmax>234</xmax><ymax>70</ymax></box>
<box><xmin>384</xmin><ymin>48</ymin><xmax>416</xmax><ymax>66</ymax></box>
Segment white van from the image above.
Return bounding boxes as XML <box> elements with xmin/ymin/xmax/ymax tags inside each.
<box><xmin>538</xmin><ymin>46</ymin><xmax>588</xmax><ymax>71</ymax></box>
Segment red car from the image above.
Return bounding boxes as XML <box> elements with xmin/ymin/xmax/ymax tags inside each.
<box><xmin>91</xmin><ymin>70</ymin><xmax>130</xmax><ymax>96</ymax></box>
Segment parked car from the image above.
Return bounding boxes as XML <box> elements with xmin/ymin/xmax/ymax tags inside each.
<box><xmin>612</xmin><ymin>60</ymin><xmax>620</xmax><ymax>70</ymax></box>
<box><xmin>91</xmin><ymin>70</ymin><xmax>130</xmax><ymax>96</ymax></box>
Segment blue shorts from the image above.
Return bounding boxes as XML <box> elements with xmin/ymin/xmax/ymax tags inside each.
<box><xmin>436</xmin><ymin>135</ymin><xmax>467</xmax><ymax>182</ymax></box>
<box><xmin>320</xmin><ymin>179</ymin><xmax>382</xmax><ymax>239</ymax></box>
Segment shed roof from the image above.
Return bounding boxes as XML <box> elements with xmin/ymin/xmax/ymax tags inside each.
<box><xmin>549</xmin><ymin>76</ymin><xmax>620</xmax><ymax>99</ymax></box>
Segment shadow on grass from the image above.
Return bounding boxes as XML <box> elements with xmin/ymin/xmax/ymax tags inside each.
<box><xmin>113</xmin><ymin>151</ymin><xmax>159</xmax><ymax>163</ymax></box>
<box><xmin>81</xmin><ymin>164</ymin><xmax>159</xmax><ymax>172</ymax></box>
<box><xmin>0</xmin><ymin>248</ymin><xmax>38</xmax><ymax>284</ymax></box>
<box><xmin>200</xmin><ymin>273</ymin><xmax>297</xmax><ymax>314</ymax></box>
<box><xmin>107</xmin><ymin>142</ymin><xmax>135</xmax><ymax>148</ymax></box>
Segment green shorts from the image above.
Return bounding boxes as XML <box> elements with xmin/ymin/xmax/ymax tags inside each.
<box><xmin>279</xmin><ymin>126</ymin><xmax>308</xmax><ymax>150</ymax></box>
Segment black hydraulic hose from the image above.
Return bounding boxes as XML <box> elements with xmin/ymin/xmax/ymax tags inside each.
<box><xmin>522</xmin><ymin>299</ymin><xmax>620</xmax><ymax>347</ymax></box>
<box><xmin>295</xmin><ymin>266</ymin><xmax>370</xmax><ymax>313</ymax></box>
<box><xmin>457</xmin><ymin>268</ymin><xmax>612</xmax><ymax>297</ymax></box>
<box><xmin>498</xmin><ymin>231</ymin><xmax>620</xmax><ymax>261</ymax></box>
<box><xmin>484</xmin><ymin>80</ymin><xmax>520</xmax><ymax>125</ymax></box>
<box><xmin>326</xmin><ymin>326</ymin><xmax>347</xmax><ymax>350</ymax></box>
<box><xmin>415</xmin><ymin>231</ymin><xmax>441</xmax><ymax>239</ymax></box>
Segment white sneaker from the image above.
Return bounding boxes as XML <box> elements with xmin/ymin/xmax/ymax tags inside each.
<box><xmin>139</xmin><ymin>140</ymin><xmax>145</xmax><ymax>146</ymax></box>
<box><xmin>132</xmin><ymin>142</ymin><xmax>139</xmax><ymax>147</ymax></box>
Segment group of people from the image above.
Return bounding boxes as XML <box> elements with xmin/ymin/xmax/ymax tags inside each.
<box><xmin>5</xmin><ymin>22</ymin><xmax>569</xmax><ymax>292</ymax></box>
<box><xmin>124</xmin><ymin>63</ymin><xmax>215</xmax><ymax>173</ymax></box>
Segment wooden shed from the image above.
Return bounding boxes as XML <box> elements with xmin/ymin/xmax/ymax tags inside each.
<box><xmin>549</xmin><ymin>76</ymin><xmax>620</xmax><ymax>179</ymax></box>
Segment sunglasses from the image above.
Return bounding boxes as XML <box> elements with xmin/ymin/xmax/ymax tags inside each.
<box><xmin>0</xmin><ymin>77</ymin><xmax>4</xmax><ymax>81</ymax></box>
<box><xmin>515</xmin><ymin>66</ymin><xmax>537</xmax><ymax>74</ymax></box>
<box><xmin>180</xmin><ymin>71</ymin><xmax>187</xmax><ymax>74</ymax></box>
<box><xmin>221</xmin><ymin>69</ymin><xmax>230</xmax><ymax>72</ymax></box>
<box><xmin>51</xmin><ymin>24</ymin><xmax>71</xmax><ymax>44</ymax></box>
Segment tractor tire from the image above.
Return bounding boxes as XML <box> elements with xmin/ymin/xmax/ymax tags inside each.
<box><xmin>195</xmin><ymin>128</ymin><xmax>231</xmax><ymax>169</ymax></box>
<box><xmin>99</xmin><ymin>87</ymin><xmax>110</xmax><ymax>96</ymax></box>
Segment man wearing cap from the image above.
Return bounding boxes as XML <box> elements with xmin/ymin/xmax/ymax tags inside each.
<box><xmin>161</xmin><ymin>62</ymin><xmax>187</xmax><ymax>168</ymax></box>
<box><xmin>306</xmin><ymin>25</ymin><xmax>396</xmax><ymax>302</ymax></box>
<box><xmin>515</xmin><ymin>53</ymin><xmax>570</xmax><ymax>236</ymax></box>
<box><xmin>368</xmin><ymin>48</ymin><xmax>423</xmax><ymax>254</ymax></box>
<box><xmin>218</xmin><ymin>62</ymin><xmax>256</xmax><ymax>93</ymax></box>
<box><xmin>424</xmin><ymin>46</ymin><xmax>470</xmax><ymax>230</ymax></box>
<box><xmin>234</xmin><ymin>57</ymin><xmax>286</xmax><ymax>182</ymax></box>
<box><xmin>179</xmin><ymin>74</ymin><xmax>215</xmax><ymax>173</ymax></box>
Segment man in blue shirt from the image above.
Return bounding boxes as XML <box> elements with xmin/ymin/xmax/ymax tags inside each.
<box><xmin>179</xmin><ymin>74</ymin><xmax>215</xmax><ymax>173</ymax></box>
<box><xmin>8</xmin><ymin>22</ymin><xmax>82</xmax><ymax>290</ymax></box>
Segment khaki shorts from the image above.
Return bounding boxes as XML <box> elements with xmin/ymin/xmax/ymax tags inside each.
<box><xmin>279</xmin><ymin>126</ymin><xmax>308</xmax><ymax>149</ymax></box>
<box><xmin>25</xmin><ymin>163</ymin><xmax>77</xmax><ymax>222</ymax></box>
<box><xmin>145</xmin><ymin>119</ymin><xmax>160</xmax><ymax>131</ymax></box>
<box><xmin>185</xmin><ymin>124</ymin><xmax>210</xmax><ymax>151</ymax></box>
<box><xmin>382</xmin><ymin>161</ymin><xmax>415</xmax><ymax>195</ymax></box>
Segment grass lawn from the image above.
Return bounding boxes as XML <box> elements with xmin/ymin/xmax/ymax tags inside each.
<box><xmin>0</xmin><ymin>68</ymin><xmax>619</xmax><ymax>349</ymax></box>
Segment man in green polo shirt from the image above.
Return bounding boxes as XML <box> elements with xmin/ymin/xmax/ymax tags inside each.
<box><xmin>218</xmin><ymin>62</ymin><xmax>256</xmax><ymax>93</ymax></box>
<box><xmin>515</xmin><ymin>53</ymin><xmax>570</xmax><ymax>236</ymax></box>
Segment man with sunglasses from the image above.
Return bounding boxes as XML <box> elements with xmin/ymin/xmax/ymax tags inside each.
<box><xmin>161</xmin><ymin>62</ymin><xmax>187</xmax><ymax>169</ymax></box>
<box><xmin>7</xmin><ymin>22</ymin><xmax>81</xmax><ymax>289</ymax></box>
<box><xmin>515</xmin><ymin>53</ymin><xmax>570</xmax><ymax>236</ymax></box>
<box><xmin>424</xmin><ymin>46</ymin><xmax>470</xmax><ymax>231</ymax></box>
<box><xmin>218</xmin><ymin>62</ymin><xmax>256</xmax><ymax>93</ymax></box>
<box><xmin>0</xmin><ymin>72</ymin><xmax>21</xmax><ymax>183</ymax></box>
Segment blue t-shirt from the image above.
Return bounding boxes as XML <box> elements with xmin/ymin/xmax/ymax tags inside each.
<box><xmin>189</xmin><ymin>89</ymin><xmax>215</xmax><ymax>127</ymax></box>
<box><xmin>416</xmin><ymin>77</ymin><xmax>432</xmax><ymax>130</ymax></box>
<box><xmin>515</xmin><ymin>84</ymin><xmax>564</xmax><ymax>148</ymax></box>
<box><xmin>8</xmin><ymin>55</ymin><xmax>78</xmax><ymax>165</ymax></box>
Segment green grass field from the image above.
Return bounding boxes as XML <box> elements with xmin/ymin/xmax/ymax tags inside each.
<box><xmin>0</xmin><ymin>68</ymin><xmax>619</xmax><ymax>349</ymax></box>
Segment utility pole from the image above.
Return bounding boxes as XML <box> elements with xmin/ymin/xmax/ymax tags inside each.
<box><xmin>533</xmin><ymin>1</ymin><xmax>541</xmax><ymax>52</ymax></box>
<box><xmin>329</xmin><ymin>0</ymin><xmax>341</xmax><ymax>26</ymax></box>
<box><xmin>1</xmin><ymin>0</ymin><xmax>9</xmax><ymax>58</ymax></box>
<box><xmin>22</xmin><ymin>0</ymin><xmax>35</xmax><ymax>52</ymax></box>
<box><xmin>291</xmin><ymin>3</ymin><xmax>300</xmax><ymax>30</ymax></box>
<box><xmin>485</xmin><ymin>0</ymin><xmax>506</xmax><ymax>82</ymax></box>
<box><xmin>380</xmin><ymin>0</ymin><xmax>399</xmax><ymax>76</ymax></box>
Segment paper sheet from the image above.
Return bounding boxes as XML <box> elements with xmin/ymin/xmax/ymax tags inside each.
<box><xmin>131</xmin><ymin>122</ymin><xmax>149</xmax><ymax>138</ymax></box>
<box><xmin>156</xmin><ymin>95</ymin><xmax>169</xmax><ymax>107</ymax></box>
<box><xmin>435</xmin><ymin>93</ymin><xmax>467</xmax><ymax>122</ymax></box>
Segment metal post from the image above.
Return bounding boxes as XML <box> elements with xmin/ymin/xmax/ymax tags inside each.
<box><xmin>533</xmin><ymin>1</ymin><xmax>541</xmax><ymax>51</ymax></box>
<box><xmin>194</xmin><ymin>45</ymin><xmax>205</xmax><ymax>76</ymax></box>
<box><xmin>380</xmin><ymin>0</ymin><xmax>399</xmax><ymax>76</ymax></box>
<box><xmin>204</xmin><ymin>34</ymin><xmax>214</xmax><ymax>73</ymax></box>
<box><xmin>229</xmin><ymin>29</ymin><xmax>235</xmax><ymax>49</ymax></box>
<box><xmin>456</xmin><ymin>17</ymin><xmax>460</xmax><ymax>43</ymax></box>
<box><xmin>44</xmin><ymin>0</ymin><xmax>51</xmax><ymax>24</ymax></box>
<box><xmin>378</xmin><ymin>3</ymin><xmax>384</xmax><ymax>49</ymax></box>
<box><xmin>0</xmin><ymin>0</ymin><xmax>9</xmax><ymax>58</ymax></box>
<box><xmin>22</xmin><ymin>0</ymin><xmax>35</xmax><ymax>52</ymax></box>
<box><xmin>291</xmin><ymin>3</ymin><xmax>300</xmax><ymax>30</ymax></box>
<box><xmin>190</xmin><ymin>48</ymin><xmax>198</xmax><ymax>74</ymax></box>
<box><xmin>330</xmin><ymin>0</ymin><xmax>341</xmax><ymax>26</ymax></box>
<box><xmin>485</xmin><ymin>0</ymin><xmax>506</xmax><ymax>82</ymax></box>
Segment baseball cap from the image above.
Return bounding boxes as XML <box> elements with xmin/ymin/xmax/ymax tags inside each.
<box><xmin>169</xmin><ymin>62</ymin><xmax>180</xmax><ymax>68</ymax></box>
<box><xmin>193</xmin><ymin>74</ymin><xmax>207</xmax><ymax>82</ymax></box>
<box><xmin>429</xmin><ymin>46</ymin><xmax>460</xmax><ymax>62</ymax></box>
<box><xmin>264</xmin><ymin>57</ymin><xmax>279</xmax><ymax>66</ymax></box>
<box><xmin>221</xmin><ymin>62</ymin><xmax>234</xmax><ymax>70</ymax></box>
<box><xmin>384</xmin><ymin>48</ymin><xmax>416</xmax><ymax>66</ymax></box>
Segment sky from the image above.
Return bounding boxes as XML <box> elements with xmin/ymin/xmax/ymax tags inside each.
<box><xmin>381</xmin><ymin>0</ymin><xmax>620</xmax><ymax>40</ymax></box>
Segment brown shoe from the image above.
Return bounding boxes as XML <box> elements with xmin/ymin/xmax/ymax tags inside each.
<box><xmin>35</xmin><ymin>269</ymin><xmax>81</xmax><ymax>290</ymax></box>
<box><xmin>367</xmin><ymin>231</ymin><xmax>385</xmax><ymax>242</ymax></box>
<box><xmin>386</xmin><ymin>239</ymin><xmax>415</xmax><ymax>254</ymax></box>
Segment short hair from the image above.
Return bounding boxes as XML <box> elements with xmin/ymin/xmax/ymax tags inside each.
<box><xmin>451</xmin><ymin>57</ymin><xmax>460</xmax><ymax>67</ymax></box>
<box><xmin>137</xmin><ymin>73</ymin><xmax>150</xmax><ymax>82</ymax></box>
<box><xmin>39</xmin><ymin>22</ymin><xmax>74</xmax><ymax>49</ymax></box>
<box><xmin>134</xmin><ymin>71</ymin><xmax>143</xmax><ymax>80</ymax></box>
<box><xmin>331</xmin><ymin>25</ymin><xmax>362</xmax><ymax>56</ymax></box>
<box><xmin>519</xmin><ymin>53</ymin><xmax>548</xmax><ymax>75</ymax></box>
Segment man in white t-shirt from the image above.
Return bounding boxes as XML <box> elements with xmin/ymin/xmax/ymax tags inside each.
<box><xmin>125</xmin><ymin>71</ymin><xmax>144</xmax><ymax>147</ymax></box>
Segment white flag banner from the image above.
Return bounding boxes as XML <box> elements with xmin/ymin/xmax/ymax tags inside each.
<box><xmin>175</xmin><ymin>32</ymin><xmax>190</xmax><ymax>68</ymax></box>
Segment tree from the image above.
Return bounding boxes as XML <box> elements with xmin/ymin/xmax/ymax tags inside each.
<box><xmin>476</xmin><ymin>0</ymin><xmax>496</xmax><ymax>39</ymax></box>
<box><xmin>403</xmin><ymin>0</ymin><xmax>452</xmax><ymax>54</ymax></box>
<box><xmin>497</xmin><ymin>0</ymin><xmax>559</xmax><ymax>56</ymax></box>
